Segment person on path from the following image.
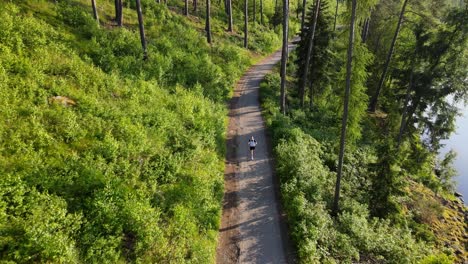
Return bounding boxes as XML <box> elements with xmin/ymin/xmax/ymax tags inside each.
<box><xmin>248</xmin><ymin>136</ymin><xmax>257</xmax><ymax>160</ymax></box>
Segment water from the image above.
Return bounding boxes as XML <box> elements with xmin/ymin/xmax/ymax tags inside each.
<box><xmin>440</xmin><ymin>104</ymin><xmax>468</xmax><ymax>200</ymax></box>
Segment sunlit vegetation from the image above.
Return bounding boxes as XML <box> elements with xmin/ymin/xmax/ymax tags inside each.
<box><xmin>261</xmin><ymin>0</ymin><xmax>467</xmax><ymax>262</ymax></box>
<box><xmin>0</xmin><ymin>0</ymin><xmax>296</xmax><ymax>262</ymax></box>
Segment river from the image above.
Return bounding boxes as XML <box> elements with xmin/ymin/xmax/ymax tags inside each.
<box><xmin>440</xmin><ymin>104</ymin><xmax>468</xmax><ymax>201</ymax></box>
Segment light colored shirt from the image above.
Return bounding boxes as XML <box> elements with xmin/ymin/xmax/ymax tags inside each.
<box><xmin>248</xmin><ymin>139</ymin><xmax>257</xmax><ymax>147</ymax></box>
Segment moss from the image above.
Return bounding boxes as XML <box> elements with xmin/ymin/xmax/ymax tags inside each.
<box><xmin>406</xmin><ymin>181</ymin><xmax>467</xmax><ymax>262</ymax></box>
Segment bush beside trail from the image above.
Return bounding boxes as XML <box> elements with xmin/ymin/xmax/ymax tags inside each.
<box><xmin>0</xmin><ymin>1</ymin><xmax>284</xmax><ymax>262</ymax></box>
<box><xmin>260</xmin><ymin>73</ymin><xmax>460</xmax><ymax>263</ymax></box>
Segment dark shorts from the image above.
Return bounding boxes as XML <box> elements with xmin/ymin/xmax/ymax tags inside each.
<box><xmin>250</xmin><ymin>146</ymin><xmax>255</xmax><ymax>151</ymax></box>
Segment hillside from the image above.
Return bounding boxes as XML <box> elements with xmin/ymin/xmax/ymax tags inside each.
<box><xmin>258</xmin><ymin>0</ymin><xmax>468</xmax><ymax>260</ymax></box>
<box><xmin>260</xmin><ymin>68</ymin><xmax>467</xmax><ymax>263</ymax></box>
<box><xmin>1</xmin><ymin>0</ymin><xmax>467</xmax><ymax>263</ymax></box>
<box><xmin>0</xmin><ymin>0</ymin><xmax>290</xmax><ymax>262</ymax></box>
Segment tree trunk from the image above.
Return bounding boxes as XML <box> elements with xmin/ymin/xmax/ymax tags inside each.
<box><xmin>300</xmin><ymin>0</ymin><xmax>306</xmax><ymax>31</ymax></box>
<box><xmin>333</xmin><ymin>0</ymin><xmax>338</xmax><ymax>31</ymax></box>
<box><xmin>206</xmin><ymin>0</ymin><xmax>212</xmax><ymax>43</ymax></box>
<box><xmin>115</xmin><ymin>0</ymin><xmax>120</xmax><ymax>17</ymax></box>
<box><xmin>275</xmin><ymin>0</ymin><xmax>278</xmax><ymax>12</ymax></box>
<box><xmin>184</xmin><ymin>0</ymin><xmax>188</xmax><ymax>15</ymax></box>
<box><xmin>296</xmin><ymin>0</ymin><xmax>300</xmax><ymax>19</ymax></box>
<box><xmin>299</xmin><ymin>0</ymin><xmax>320</xmax><ymax>107</ymax></box>
<box><xmin>193</xmin><ymin>0</ymin><xmax>197</xmax><ymax>11</ymax></box>
<box><xmin>280</xmin><ymin>0</ymin><xmax>289</xmax><ymax>114</ymax></box>
<box><xmin>260</xmin><ymin>0</ymin><xmax>264</xmax><ymax>25</ymax></box>
<box><xmin>368</xmin><ymin>0</ymin><xmax>409</xmax><ymax>112</ymax></box>
<box><xmin>244</xmin><ymin>0</ymin><xmax>248</xmax><ymax>48</ymax></box>
<box><xmin>116</xmin><ymin>0</ymin><xmax>123</xmax><ymax>26</ymax></box>
<box><xmin>332</xmin><ymin>0</ymin><xmax>357</xmax><ymax>217</ymax></box>
<box><xmin>135</xmin><ymin>0</ymin><xmax>148</xmax><ymax>60</ymax></box>
<box><xmin>91</xmin><ymin>0</ymin><xmax>99</xmax><ymax>25</ymax></box>
<box><xmin>362</xmin><ymin>17</ymin><xmax>370</xmax><ymax>42</ymax></box>
<box><xmin>309</xmin><ymin>66</ymin><xmax>315</xmax><ymax>109</ymax></box>
<box><xmin>228</xmin><ymin>0</ymin><xmax>233</xmax><ymax>31</ymax></box>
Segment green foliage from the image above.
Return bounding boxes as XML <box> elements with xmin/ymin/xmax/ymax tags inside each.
<box><xmin>420</xmin><ymin>253</ymin><xmax>455</xmax><ymax>264</ymax></box>
<box><xmin>435</xmin><ymin>150</ymin><xmax>458</xmax><ymax>192</ymax></box>
<box><xmin>333</xmin><ymin>40</ymin><xmax>374</xmax><ymax>143</ymax></box>
<box><xmin>260</xmin><ymin>0</ymin><xmax>467</xmax><ymax>262</ymax></box>
<box><xmin>0</xmin><ymin>175</ymin><xmax>82</xmax><ymax>263</ymax></box>
<box><xmin>0</xmin><ymin>0</ymin><xmax>266</xmax><ymax>261</ymax></box>
<box><xmin>295</xmin><ymin>0</ymin><xmax>335</xmax><ymax>107</ymax></box>
<box><xmin>260</xmin><ymin>73</ymin><xmax>437</xmax><ymax>264</ymax></box>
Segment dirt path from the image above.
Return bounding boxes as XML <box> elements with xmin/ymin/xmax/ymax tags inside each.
<box><xmin>216</xmin><ymin>43</ymin><xmax>297</xmax><ymax>264</ymax></box>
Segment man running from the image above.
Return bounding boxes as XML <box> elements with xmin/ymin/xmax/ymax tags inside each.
<box><xmin>248</xmin><ymin>136</ymin><xmax>257</xmax><ymax>160</ymax></box>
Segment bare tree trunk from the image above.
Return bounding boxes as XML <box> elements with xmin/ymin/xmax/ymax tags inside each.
<box><xmin>362</xmin><ymin>17</ymin><xmax>370</xmax><ymax>42</ymax></box>
<box><xmin>116</xmin><ymin>0</ymin><xmax>123</xmax><ymax>26</ymax></box>
<box><xmin>280</xmin><ymin>0</ymin><xmax>289</xmax><ymax>114</ymax></box>
<box><xmin>91</xmin><ymin>0</ymin><xmax>99</xmax><ymax>25</ymax></box>
<box><xmin>296</xmin><ymin>0</ymin><xmax>300</xmax><ymax>19</ymax></box>
<box><xmin>260</xmin><ymin>0</ymin><xmax>264</xmax><ymax>25</ymax></box>
<box><xmin>332</xmin><ymin>0</ymin><xmax>357</xmax><ymax>217</ymax></box>
<box><xmin>368</xmin><ymin>0</ymin><xmax>409</xmax><ymax>112</ymax></box>
<box><xmin>193</xmin><ymin>0</ymin><xmax>197</xmax><ymax>11</ymax></box>
<box><xmin>275</xmin><ymin>0</ymin><xmax>278</xmax><ymax>12</ymax></box>
<box><xmin>206</xmin><ymin>0</ymin><xmax>212</xmax><ymax>43</ymax></box>
<box><xmin>300</xmin><ymin>0</ymin><xmax>306</xmax><ymax>31</ymax></box>
<box><xmin>333</xmin><ymin>0</ymin><xmax>338</xmax><ymax>31</ymax></box>
<box><xmin>309</xmin><ymin>67</ymin><xmax>315</xmax><ymax>109</ymax></box>
<box><xmin>299</xmin><ymin>0</ymin><xmax>320</xmax><ymax>107</ymax></box>
<box><xmin>135</xmin><ymin>0</ymin><xmax>148</xmax><ymax>60</ymax></box>
<box><xmin>244</xmin><ymin>0</ymin><xmax>248</xmax><ymax>48</ymax></box>
<box><xmin>185</xmin><ymin>0</ymin><xmax>188</xmax><ymax>15</ymax></box>
<box><xmin>115</xmin><ymin>0</ymin><xmax>119</xmax><ymax>17</ymax></box>
<box><xmin>228</xmin><ymin>0</ymin><xmax>233</xmax><ymax>31</ymax></box>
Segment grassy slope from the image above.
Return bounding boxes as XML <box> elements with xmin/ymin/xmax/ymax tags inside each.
<box><xmin>0</xmin><ymin>0</ymin><xmax>288</xmax><ymax>262</ymax></box>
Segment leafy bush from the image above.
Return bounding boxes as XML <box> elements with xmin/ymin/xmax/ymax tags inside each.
<box><xmin>260</xmin><ymin>72</ymin><xmax>444</xmax><ymax>263</ymax></box>
<box><xmin>0</xmin><ymin>2</ymin><xmax>241</xmax><ymax>262</ymax></box>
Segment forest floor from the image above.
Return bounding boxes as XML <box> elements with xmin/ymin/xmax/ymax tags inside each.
<box><xmin>216</xmin><ymin>42</ymin><xmax>297</xmax><ymax>264</ymax></box>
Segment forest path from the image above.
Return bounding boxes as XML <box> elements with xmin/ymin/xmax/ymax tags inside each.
<box><xmin>216</xmin><ymin>42</ymin><xmax>297</xmax><ymax>264</ymax></box>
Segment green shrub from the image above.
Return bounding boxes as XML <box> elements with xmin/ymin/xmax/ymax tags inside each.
<box><xmin>420</xmin><ymin>254</ymin><xmax>455</xmax><ymax>264</ymax></box>
<box><xmin>0</xmin><ymin>3</ymin><xmax>234</xmax><ymax>262</ymax></box>
<box><xmin>260</xmin><ymin>68</ymin><xmax>442</xmax><ymax>264</ymax></box>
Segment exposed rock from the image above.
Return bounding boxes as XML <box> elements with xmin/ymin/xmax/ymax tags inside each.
<box><xmin>49</xmin><ymin>96</ymin><xmax>76</xmax><ymax>107</ymax></box>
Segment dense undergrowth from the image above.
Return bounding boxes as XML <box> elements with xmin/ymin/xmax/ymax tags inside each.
<box><xmin>260</xmin><ymin>71</ymin><xmax>465</xmax><ymax>263</ymax></box>
<box><xmin>0</xmin><ymin>0</ymin><xmax>286</xmax><ymax>262</ymax></box>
